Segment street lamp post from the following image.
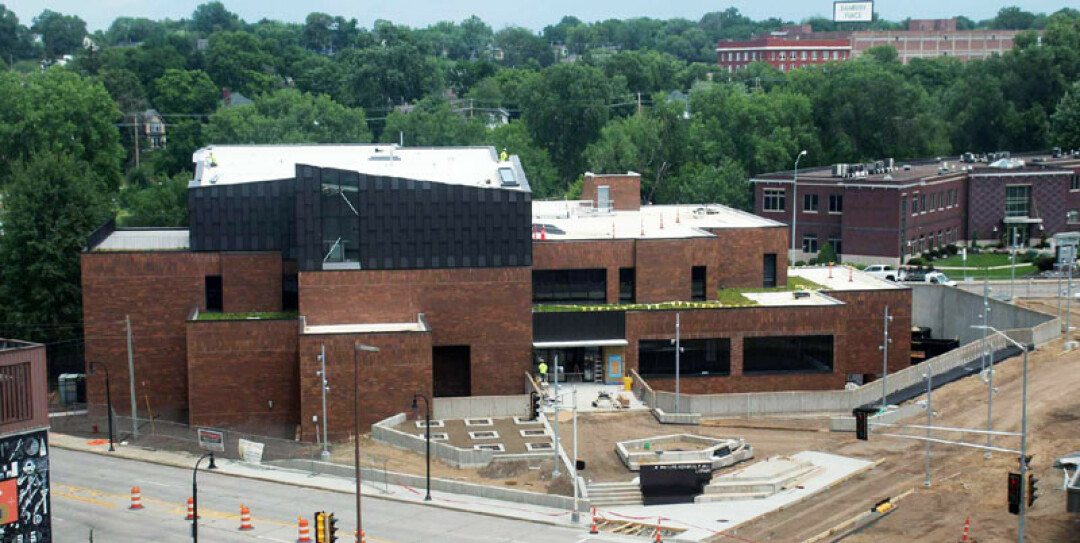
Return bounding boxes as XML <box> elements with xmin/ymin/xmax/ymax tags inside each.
<box><xmin>89</xmin><ymin>361</ymin><xmax>115</xmax><ymax>452</ymax></box>
<box><xmin>353</xmin><ymin>342</ymin><xmax>380</xmax><ymax>542</ymax></box>
<box><xmin>790</xmin><ymin>150</ymin><xmax>808</xmax><ymax>264</ymax></box>
<box><xmin>973</xmin><ymin>325</ymin><xmax>1029</xmax><ymax>543</ymax></box>
<box><xmin>191</xmin><ymin>452</ymin><xmax>217</xmax><ymax>543</ymax></box>
<box><xmin>410</xmin><ymin>393</ymin><xmax>432</xmax><ymax>501</ymax></box>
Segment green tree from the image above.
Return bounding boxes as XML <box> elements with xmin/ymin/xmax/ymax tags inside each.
<box><xmin>118</xmin><ymin>172</ymin><xmax>189</xmax><ymax>227</ymax></box>
<box><xmin>150</xmin><ymin>69</ymin><xmax>218</xmax><ymax>175</ymax></box>
<box><xmin>0</xmin><ymin>68</ymin><xmax>123</xmax><ymax>188</ymax></box>
<box><xmin>661</xmin><ymin>160</ymin><xmax>750</xmax><ymax>209</ymax></box>
<box><xmin>205</xmin><ymin>88</ymin><xmax>372</xmax><ymax>144</ymax></box>
<box><xmin>189</xmin><ymin>2</ymin><xmax>242</xmax><ymax>34</ymax></box>
<box><xmin>487</xmin><ymin>120</ymin><xmax>560</xmax><ymax>198</ymax></box>
<box><xmin>495</xmin><ymin>27</ymin><xmax>554</xmax><ymax>68</ymax></box>
<box><xmin>334</xmin><ymin>44</ymin><xmax>443</xmax><ymax>108</ymax></box>
<box><xmin>0</xmin><ymin>4</ymin><xmax>33</xmax><ymax>64</ymax></box>
<box><xmin>205</xmin><ymin>31</ymin><xmax>280</xmax><ymax>97</ymax></box>
<box><xmin>817</xmin><ymin>242</ymin><xmax>838</xmax><ymax>264</ymax></box>
<box><xmin>519</xmin><ymin>63</ymin><xmax>627</xmax><ymax>187</ymax></box>
<box><xmin>1051</xmin><ymin>82</ymin><xmax>1080</xmax><ymax>148</ymax></box>
<box><xmin>31</xmin><ymin>9</ymin><xmax>86</xmax><ymax>60</ymax></box>
<box><xmin>380</xmin><ymin>97</ymin><xmax>485</xmax><ymax>146</ymax></box>
<box><xmin>992</xmin><ymin>6</ymin><xmax>1037</xmax><ymax>30</ymax></box>
<box><xmin>0</xmin><ymin>152</ymin><xmax>113</xmax><ymax>343</ymax></box>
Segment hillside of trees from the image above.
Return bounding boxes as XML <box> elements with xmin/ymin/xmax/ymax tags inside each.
<box><xmin>1</xmin><ymin>2</ymin><xmax>1080</xmax><ymax>347</ymax></box>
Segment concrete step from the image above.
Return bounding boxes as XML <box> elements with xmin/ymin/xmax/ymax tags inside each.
<box><xmin>702</xmin><ymin>482</ymin><xmax>779</xmax><ymax>494</ymax></box>
<box><xmin>591</xmin><ymin>497</ymin><xmax>644</xmax><ymax>506</ymax></box>
<box><xmin>694</xmin><ymin>491</ymin><xmax>772</xmax><ymax>503</ymax></box>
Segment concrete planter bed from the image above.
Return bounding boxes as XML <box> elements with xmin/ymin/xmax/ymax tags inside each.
<box><xmin>615</xmin><ymin>433</ymin><xmax>753</xmax><ymax>471</ymax></box>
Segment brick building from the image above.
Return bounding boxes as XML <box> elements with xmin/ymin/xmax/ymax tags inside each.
<box><xmin>82</xmin><ymin>144</ymin><xmax>910</xmax><ymax>441</ymax></box>
<box><xmin>751</xmin><ymin>153</ymin><xmax>1080</xmax><ymax>265</ymax></box>
<box><xmin>0</xmin><ymin>338</ymin><xmax>51</xmax><ymax>542</ymax></box>
<box><xmin>718</xmin><ymin>19</ymin><xmax>1029</xmax><ymax>72</ymax></box>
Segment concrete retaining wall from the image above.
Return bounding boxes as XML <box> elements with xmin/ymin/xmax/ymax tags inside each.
<box><xmin>651</xmin><ymin>408</ymin><xmax>701</xmax><ymax>425</ymax></box>
<box><xmin>371</xmin><ymin>413</ymin><xmax>493</xmax><ymax>469</ymax></box>
<box><xmin>271</xmin><ymin>459</ymin><xmax>582</xmax><ymax>511</ymax></box>
<box><xmin>433</xmin><ymin>395</ymin><xmax>529</xmax><ymax>420</ymax></box>
<box><xmin>911</xmin><ymin>285</ymin><xmax>1054</xmax><ymax>345</ymax></box>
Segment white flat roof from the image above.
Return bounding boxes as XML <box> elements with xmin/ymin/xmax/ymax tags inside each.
<box><xmin>790</xmin><ymin>266</ymin><xmax>905</xmax><ymax>291</ymax></box>
<box><xmin>532</xmin><ymin>201</ymin><xmax>782</xmax><ymax>241</ymax></box>
<box><xmin>93</xmin><ymin>229</ymin><xmax>190</xmax><ymax>251</ymax></box>
<box><xmin>191</xmin><ymin>144</ymin><xmax>530</xmax><ymax>192</ymax></box>
<box><xmin>743</xmin><ymin>291</ymin><xmax>838</xmax><ymax>307</ymax></box>
<box><xmin>532</xmin><ymin>339</ymin><xmax>630</xmax><ymax>348</ymax></box>
<box><xmin>303</xmin><ymin>321</ymin><xmax>429</xmax><ymax>335</ymax></box>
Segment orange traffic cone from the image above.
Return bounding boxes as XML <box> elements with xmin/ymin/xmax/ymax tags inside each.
<box><xmin>186</xmin><ymin>497</ymin><xmax>194</xmax><ymax>520</ymax></box>
<box><xmin>654</xmin><ymin>518</ymin><xmax>663</xmax><ymax>542</ymax></box>
<box><xmin>358</xmin><ymin>529</ymin><xmax>367</xmax><ymax>543</ymax></box>
<box><xmin>239</xmin><ymin>505</ymin><xmax>254</xmax><ymax>531</ymax></box>
<box><xmin>129</xmin><ymin>487</ymin><xmax>144</xmax><ymax>510</ymax></box>
<box><xmin>297</xmin><ymin>516</ymin><xmax>312</xmax><ymax>542</ymax></box>
<box><xmin>960</xmin><ymin>516</ymin><xmax>970</xmax><ymax>541</ymax></box>
<box><xmin>541</xmin><ymin>226</ymin><xmax>547</xmax><ymax>241</ymax></box>
<box><xmin>589</xmin><ymin>507</ymin><xmax>599</xmax><ymax>535</ymax></box>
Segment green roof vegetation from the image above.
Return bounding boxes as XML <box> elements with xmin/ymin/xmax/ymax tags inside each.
<box><xmin>195</xmin><ymin>311</ymin><xmax>298</xmax><ymax>321</ymax></box>
<box><xmin>534</xmin><ymin>276</ymin><xmax>830</xmax><ymax>312</ymax></box>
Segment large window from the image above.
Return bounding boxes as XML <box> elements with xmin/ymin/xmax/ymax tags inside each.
<box><xmin>1069</xmin><ymin>210</ymin><xmax>1080</xmax><ymax>225</ymax></box>
<box><xmin>691</xmin><ymin>266</ymin><xmax>707</xmax><ymax>302</ymax></box>
<box><xmin>763</xmin><ymin>189</ymin><xmax>785</xmax><ymax>212</ymax></box>
<box><xmin>803</xmin><ymin>194</ymin><xmax>819</xmax><ymax>212</ymax></box>
<box><xmin>1005</xmin><ymin>185</ymin><xmax>1031</xmax><ymax>218</ymax></box>
<box><xmin>533</xmin><ymin>269</ymin><xmax>606</xmax><ymax>304</ymax></box>
<box><xmin>320</xmin><ymin>169</ymin><xmax>361</xmax><ymax>264</ymax></box>
<box><xmin>1072</xmin><ymin>175</ymin><xmax>1079</xmax><ymax>191</ymax></box>
<box><xmin>205</xmin><ymin>275</ymin><xmax>223</xmax><ymax>312</ymax></box>
<box><xmin>802</xmin><ymin>235</ymin><xmax>818</xmax><ymax>253</ymax></box>
<box><xmin>639</xmin><ymin>339</ymin><xmax>731</xmax><ymax>377</ymax></box>
<box><xmin>763</xmin><ymin>254</ymin><xmax>777</xmax><ymax>288</ymax></box>
<box><xmin>743</xmin><ymin>335</ymin><xmax>834</xmax><ymax>374</ymax></box>
<box><xmin>828</xmin><ymin>237</ymin><xmax>843</xmax><ymax>256</ymax></box>
<box><xmin>828</xmin><ymin>194</ymin><xmax>843</xmax><ymax>214</ymax></box>
<box><xmin>619</xmin><ymin>268</ymin><xmax>635</xmax><ymax>304</ymax></box>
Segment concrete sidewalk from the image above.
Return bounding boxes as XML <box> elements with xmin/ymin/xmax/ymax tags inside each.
<box><xmin>49</xmin><ymin>431</ymin><xmax>583</xmax><ymax>530</ymax></box>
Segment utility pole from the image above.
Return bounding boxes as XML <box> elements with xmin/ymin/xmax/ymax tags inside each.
<box><xmin>552</xmin><ymin>353</ymin><xmax>561</xmax><ymax>477</ymax></box>
<box><xmin>1010</xmin><ymin>228</ymin><xmax>1018</xmax><ymax>302</ymax></box>
<box><xmin>571</xmin><ymin>386</ymin><xmax>579</xmax><ymax>524</ymax></box>
<box><xmin>879</xmin><ymin>306</ymin><xmax>892</xmax><ymax>411</ymax></box>
<box><xmin>126</xmin><ymin>315</ymin><xmax>138</xmax><ymax>439</ymax></box>
<box><xmin>636</xmin><ymin>92</ymin><xmax>642</xmax><ymax>115</ymax></box>
<box><xmin>132</xmin><ymin>113</ymin><xmax>140</xmax><ymax>169</ymax></box>
<box><xmin>1067</xmin><ymin>263</ymin><xmax>1074</xmax><ymax>352</ymax></box>
<box><xmin>319</xmin><ymin>343</ymin><xmax>330</xmax><ymax>461</ymax></box>
<box><xmin>981</xmin><ymin>279</ymin><xmax>990</xmax><ymax>373</ymax></box>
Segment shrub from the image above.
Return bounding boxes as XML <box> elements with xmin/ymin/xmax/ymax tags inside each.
<box><xmin>794</xmin><ymin>260</ymin><xmax>806</xmax><ymax>267</ymax></box>
<box><xmin>945</xmin><ymin>244</ymin><xmax>959</xmax><ymax>255</ymax></box>
<box><xmin>908</xmin><ymin>257</ymin><xmax>926</xmax><ymax>266</ymax></box>
<box><xmin>1035</xmin><ymin>254</ymin><xmax>1056</xmax><ymax>272</ymax></box>
<box><xmin>817</xmin><ymin>242</ymin><xmax>838</xmax><ymax>266</ymax></box>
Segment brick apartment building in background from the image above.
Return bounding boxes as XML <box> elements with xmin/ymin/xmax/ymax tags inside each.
<box><xmin>717</xmin><ymin>19</ymin><xmax>1029</xmax><ymax>72</ymax></box>
<box><xmin>0</xmin><ymin>338</ymin><xmax>50</xmax><ymax>542</ymax></box>
<box><xmin>750</xmin><ymin>152</ymin><xmax>1080</xmax><ymax>265</ymax></box>
<box><xmin>81</xmin><ymin>144</ymin><xmax>909</xmax><ymax>442</ymax></box>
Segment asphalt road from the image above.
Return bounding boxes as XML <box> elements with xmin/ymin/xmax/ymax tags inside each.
<box><xmin>50</xmin><ymin>448</ymin><xmax>628</xmax><ymax>543</ymax></box>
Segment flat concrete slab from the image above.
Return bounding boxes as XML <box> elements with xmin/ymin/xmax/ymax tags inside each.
<box><xmin>599</xmin><ymin>451</ymin><xmax>874</xmax><ymax>542</ymax></box>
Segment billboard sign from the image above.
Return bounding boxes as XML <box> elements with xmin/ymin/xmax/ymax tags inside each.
<box><xmin>197</xmin><ymin>428</ymin><xmax>225</xmax><ymax>452</ymax></box>
<box><xmin>834</xmin><ymin>1</ymin><xmax>874</xmax><ymax>22</ymax></box>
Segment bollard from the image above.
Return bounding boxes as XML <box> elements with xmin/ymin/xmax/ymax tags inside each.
<box><xmin>297</xmin><ymin>516</ymin><xmax>311</xmax><ymax>542</ymax></box>
<box><xmin>829</xmin><ymin>263</ymin><xmax>833</xmax><ymax>279</ymax></box>
<box><xmin>849</xmin><ymin>266</ymin><xmax>854</xmax><ymax>282</ymax></box>
<box><xmin>589</xmin><ymin>506</ymin><xmax>598</xmax><ymax>535</ymax></box>
<box><xmin>186</xmin><ymin>497</ymin><xmax>194</xmax><ymax>520</ymax></box>
<box><xmin>239</xmin><ymin>504</ymin><xmax>254</xmax><ymax>531</ymax></box>
<box><xmin>129</xmin><ymin>487</ymin><xmax>144</xmax><ymax>510</ymax></box>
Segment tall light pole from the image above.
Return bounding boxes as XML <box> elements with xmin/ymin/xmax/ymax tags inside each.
<box><xmin>673</xmin><ymin>313</ymin><xmax>681</xmax><ymax>413</ymax></box>
<box><xmin>191</xmin><ymin>452</ymin><xmax>217</xmax><ymax>542</ymax></box>
<box><xmin>924</xmin><ymin>369</ymin><xmax>932</xmax><ymax>487</ymax></box>
<box><xmin>571</xmin><ymin>386</ymin><xmax>579</xmax><ymax>524</ymax></box>
<box><xmin>974</xmin><ymin>325</ymin><xmax>1029</xmax><ymax>543</ymax></box>
<box><xmin>88</xmin><ymin>361</ymin><xmax>114</xmax><ymax>452</ymax></box>
<box><xmin>410</xmin><ymin>393</ymin><xmax>432</xmax><ymax>501</ymax></box>
<box><xmin>318</xmin><ymin>343</ymin><xmax>330</xmax><ymax>461</ymax></box>
<box><xmin>879</xmin><ymin>306</ymin><xmax>892</xmax><ymax>411</ymax></box>
<box><xmin>1010</xmin><ymin>228</ymin><xmax>1018</xmax><ymax>302</ymax></box>
<box><xmin>552</xmin><ymin>353</ymin><xmax>561</xmax><ymax>478</ymax></box>
<box><xmin>353</xmin><ymin>342</ymin><xmax>380</xmax><ymax>542</ymax></box>
<box><xmin>790</xmin><ymin>150</ymin><xmax>808</xmax><ymax>264</ymax></box>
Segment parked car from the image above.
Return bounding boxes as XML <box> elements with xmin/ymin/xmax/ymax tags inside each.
<box><xmin>863</xmin><ymin>264</ymin><xmax>901</xmax><ymax>281</ymax></box>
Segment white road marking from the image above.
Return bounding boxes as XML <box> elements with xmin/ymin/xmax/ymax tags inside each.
<box><xmin>137</xmin><ymin>480</ymin><xmax>173</xmax><ymax>487</ymax></box>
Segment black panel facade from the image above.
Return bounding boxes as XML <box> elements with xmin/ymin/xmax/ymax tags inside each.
<box><xmin>532</xmin><ymin>311</ymin><xmax>625</xmax><ymax>343</ymax></box>
<box><xmin>189</xmin><ymin>178</ymin><xmax>295</xmax><ymax>255</ymax></box>
<box><xmin>189</xmin><ymin>165</ymin><xmax>532</xmax><ymax>272</ymax></box>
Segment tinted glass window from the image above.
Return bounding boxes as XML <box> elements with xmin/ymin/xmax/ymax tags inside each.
<box><xmin>639</xmin><ymin>339</ymin><xmax>731</xmax><ymax>377</ymax></box>
<box><xmin>533</xmin><ymin>269</ymin><xmax>607</xmax><ymax>304</ymax></box>
<box><xmin>744</xmin><ymin>335</ymin><xmax>833</xmax><ymax>374</ymax></box>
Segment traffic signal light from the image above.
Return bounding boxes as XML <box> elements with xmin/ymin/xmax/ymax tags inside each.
<box><xmin>530</xmin><ymin>391</ymin><xmax>540</xmax><ymax>421</ymax></box>
<box><xmin>1027</xmin><ymin>473</ymin><xmax>1039</xmax><ymax>508</ymax></box>
<box><xmin>1007</xmin><ymin>472</ymin><xmax>1022</xmax><ymax>515</ymax></box>
<box><xmin>314</xmin><ymin>511</ymin><xmax>326</xmax><ymax>543</ymax></box>
<box><xmin>854</xmin><ymin>408</ymin><xmax>870</xmax><ymax>441</ymax></box>
<box><xmin>326</xmin><ymin>512</ymin><xmax>339</xmax><ymax>542</ymax></box>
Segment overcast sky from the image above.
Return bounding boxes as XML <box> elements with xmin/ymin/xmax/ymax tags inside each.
<box><xmin>8</xmin><ymin>0</ymin><xmax>1070</xmax><ymax>33</ymax></box>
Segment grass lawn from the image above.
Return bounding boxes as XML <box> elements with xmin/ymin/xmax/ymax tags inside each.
<box><xmin>934</xmin><ymin>252</ymin><xmax>1022</xmax><ymax>268</ymax></box>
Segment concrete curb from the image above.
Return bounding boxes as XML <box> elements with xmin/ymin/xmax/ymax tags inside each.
<box><xmin>50</xmin><ymin>437</ymin><xmax>580</xmax><ymax>531</ymax></box>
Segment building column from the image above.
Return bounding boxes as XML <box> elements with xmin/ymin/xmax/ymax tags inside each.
<box><xmin>730</xmin><ymin>333</ymin><xmax>744</xmax><ymax>376</ymax></box>
<box><xmin>607</xmin><ymin>267</ymin><xmax>619</xmax><ymax>304</ymax></box>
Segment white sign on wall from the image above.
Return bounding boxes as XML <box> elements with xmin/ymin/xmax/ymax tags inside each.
<box><xmin>834</xmin><ymin>1</ymin><xmax>874</xmax><ymax>22</ymax></box>
<box><xmin>238</xmin><ymin>439</ymin><xmax>264</xmax><ymax>464</ymax></box>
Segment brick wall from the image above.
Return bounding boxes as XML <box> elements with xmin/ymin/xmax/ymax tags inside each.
<box><xmin>82</xmin><ymin>252</ymin><xmax>221</xmax><ymax>417</ymax></box>
<box><xmin>299</xmin><ymin>267</ymin><xmax>532</xmax><ymax>397</ymax></box>
<box><xmin>298</xmin><ymin>332</ymin><xmax>432</xmax><ymax>441</ymax></box>
<box><xmin>222</xmin><ymin>253</ymin><xmax>282</xmax><ymax>313</ymax></box>
<box><xmin>186</xmin><ymin>318</ymin><xmax>299</xmax><ymax>432</ymax></box>
<box><xmin>840</xmin><ymin>187</ymin><xmax>902</xmax><ymax>259</ymax></box>
<box><xmin>583</xmin><ymin>173</ymin><xmax>641</xmax><ymax>211</ymax></box>
<box><xmin>829</xmin><ymin>289</ymin><xmax>912</xmax><ymax>376</ymax></box>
